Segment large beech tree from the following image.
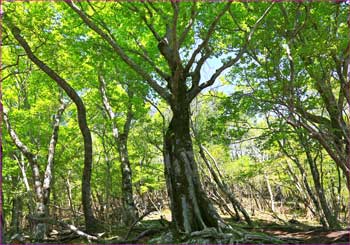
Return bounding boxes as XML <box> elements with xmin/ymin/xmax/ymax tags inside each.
<box><xmin>65</xmin><ymin>1</ymin><xmax>274</xmax><ymax>232</ymax></box>
<box><xmin>2</xmin><ymin>1</ymin><xmax>350</xmax><ymax>242</ymax></box>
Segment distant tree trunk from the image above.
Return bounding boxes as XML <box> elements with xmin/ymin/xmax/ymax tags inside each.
<box><xmin>65</xmin><ymin>171</ymin><xmax>77</xmax><ymax>223</ymax></box>
<box><xmin>3</xmin><ymin>99</ymin><xmax>66</xmax><ymax>240</ymax></box>
<box><xmin>10</xmin><ymin>196</ymin><xmax>23</xmax><ymax>234</ymax></box>
<box><xmin>283</xmin><ymin>153</ymin><xmax>328</xmax><ymax>228</ymax></box>
<box><xmin>264</xmin><ymin>172</ymin><xmax>275</xmax><ymax>213</ymax></box>
<box><xmin>164</xmin><ymin>99</ymin><xmax>223</xmax><ymax>233</ymax></box>
<box><xmin>101</xmin><ymin>134</ymin><xmax>112</xmax><ymax>224</ymax></box>
<box><xmin>99</xmin><ymin>74</ymin><xmax>138</xmax><ymax>224</ymax></box>
<box><xmin>118</xmin><ymin>133</ymin><xmax>138</xmax><ymax>224</ymax></box>
<box><xmin>197</xmin><ymin>143</ymin><xmax>252</xmax><ymax>225</ymax></box>
<box><xmin>304</xmin><ymin>146</ymin><xmax>340</xmax><ymax>229</ymax></box>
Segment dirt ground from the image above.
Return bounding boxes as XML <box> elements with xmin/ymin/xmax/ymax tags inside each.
<box><xmin>146</xmin><ymin>209</ymin><xmax>350</xmax><ymax>244</ymax></box>
<box><xmin>260</xmin><ymin>227</ymin><xmax>350</xmax><ymax>244</ymax></box>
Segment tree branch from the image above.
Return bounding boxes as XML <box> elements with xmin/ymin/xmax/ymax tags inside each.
<box><xmin>3</xmin><ymin>108</ymin><xmax>43</xmax><ymax>202</ymax></box>
<box><xmin>66</xmin><ymin>0</ymin><xmax>171</xmax><ymax>102</ymax></box>
<box><xmin>43</xmin><ymin>97</ymin><xmax>67</xmax><ymax>201</ymax></box>
<box><xmin>185</xmin><ymin>2</ymin><xmax>232</xmax><ymax>74</ymax></box>
<box><xmin>187</xmin><ymin>2</ymin><xmax>275</xmax><ymax>102</ymax></box>
<box><xmin>126</xmin><ymin>2</ymin><xmax>162</xmax><ymax>42</ymax></box>
<box><xmin>179</xmin><ymin>2</ymin><xmax>197</xmax><ymax>46</ymax></box>
<box><xmin>127</xmin><ymin>33</ymin><xmax>170</xmax><ymax>81</ymax></box>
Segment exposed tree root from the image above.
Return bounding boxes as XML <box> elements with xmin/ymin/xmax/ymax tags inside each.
<box><xmin>28</xmin><ymin>215</ymin><xmax>100</xmax><ymax>242</ymax></box>
<box><xmin>109</xmin><ymin>228</ymin><xmax>167</xmax><ymax>244</ymax></box>
<box><xmin>123</xmin><ymin>208</ymin><xmax>157</xmax><ymax>240</ymax></box>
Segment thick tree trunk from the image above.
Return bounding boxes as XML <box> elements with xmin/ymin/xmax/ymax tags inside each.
<box><xmin>164</xmin><ymin>102</ymin><xmax>222</xmax><ymax>233</ymax></box>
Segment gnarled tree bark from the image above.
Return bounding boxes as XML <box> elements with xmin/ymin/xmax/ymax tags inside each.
<box><xmin>164</xmin><ymin>99</ymin><xmax>223</xmax><ymax>233</ymax></box>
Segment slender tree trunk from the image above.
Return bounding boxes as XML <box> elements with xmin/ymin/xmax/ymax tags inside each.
<box><xmin>102</xmin><ymin>139</ymin><xmax>112</xmax><ymax>224</ymax></box>
<box><xmin>198</xmin><ymin>143</ymin><xmax>252</xmax><ymax>225</ymax></box>
<box><xmin>3</xmin><ymin>100</ymin><xmax>67</xmax><ymax>240</ymax></box>
<box><xmin>98</xmin><ymin>74</ymin><xmax>138</xmax><ymax>224</ymax></box>
<box><xmin>10</xmin><ymin>196</ymin><xmax>23</xmax><ymax>234</ymax></box>
<box><xmin>164</xmin><ymin>101</ymin><xmax>223</xmax><ymax>234</ymax></box>
<box><xmin>9</xmin><ymin>24</ymin><xmax>98</xmax><ymax>232</ymax></box>
<box><xmin>343</xmin><ymin>13</ymin><xmax>350</xmax><ymax>225</ymax></box>
<box><xmin>276</xmin><ymin>134</ymin><xmax>330</xmax><ymax>227</ymax></box>
<box><xmin>304</xmin><ymin>149</ymin><xmax>340</xmax><ymax>229</ymax></box>
<box><xmin>284</xmin><ymin>158</ymin><xmax>328</xmax><ymax>227</ymax></box>
<box><xmin>15</xmin><ymin>153</ymin><xmax>31</xmax><ymax>192</ymax></box>
<box><xmin>264</xmin><ymin>172</ymin><xmax>275</xmax><ymax>213</ymax></box>
<box><xmin>66</xmin><ymin>171</ymin><xmax>77</xmax><ymax>223</ymax></box>
<box><xmin>4</xmin><ymin>110</ymin><xmax>45</xmax><ymax>240</ymax></box>
<box><xmin>42</xmin><ymin>100</ymin><xmax>66</xmax><ymax>212</ymax></box>
<box><xmin>118</xmin><ymin>134</ymin><xmax>138</xmax><ymax>224</ymax></box>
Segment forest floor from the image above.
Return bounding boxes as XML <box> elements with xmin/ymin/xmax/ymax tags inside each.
<box><xmin>89</xmin><ymin>209</ymin><xmax>350</xmax><ymax>244</ymax></box>
<box><xmin>132</xmin><ymin>209</ymin><xmax>350</xmax><ymax>244</ymax></box>
<box><xmin>242</xmin><ymin>219</ymin><xmax>350</xmax><ymax>244</ymax></box>
<box><xmin>14</xmin><ymin>209</ymin><xmax>349</xmax><ymax>244</ymax></box>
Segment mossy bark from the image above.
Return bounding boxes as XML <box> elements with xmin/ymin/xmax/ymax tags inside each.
<box><xmin>164</xmin><ymin>98</ymin><xmax>222</xmax><ymax>233</ymax></box>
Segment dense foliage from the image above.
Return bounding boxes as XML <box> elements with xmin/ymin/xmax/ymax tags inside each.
<box><xmin>1</xmin><ymin>1</ymin><xmax>349</xmax><ymax>244</ymax></box>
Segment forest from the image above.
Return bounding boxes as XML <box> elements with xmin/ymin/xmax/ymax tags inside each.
<box><xmin>1</xmin><ymin>1</ymin><xmax>350</xmax><ymax>244</ymax></box>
